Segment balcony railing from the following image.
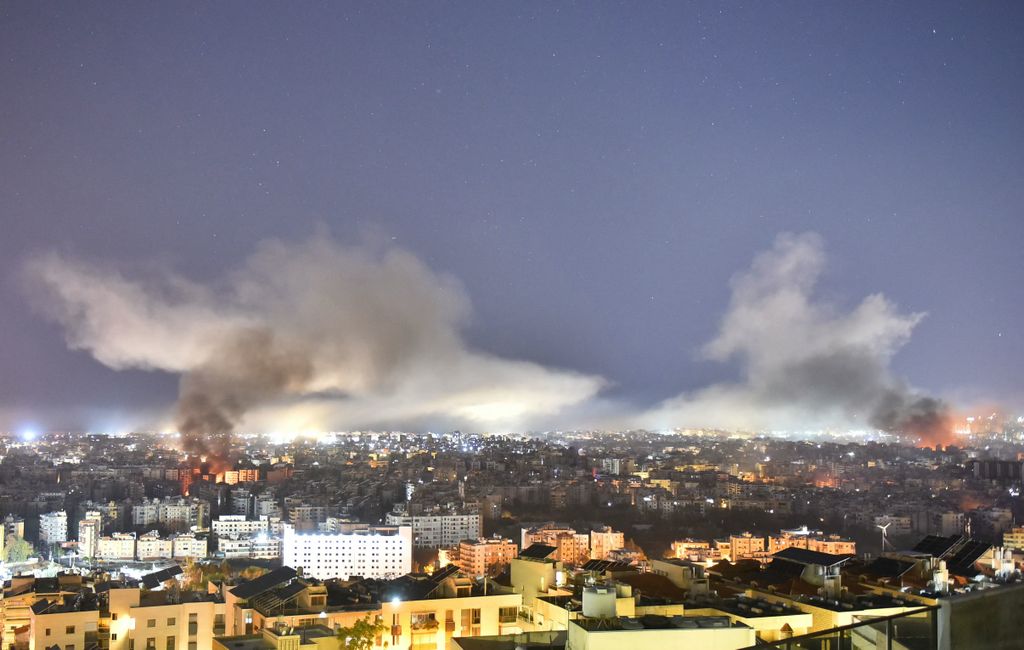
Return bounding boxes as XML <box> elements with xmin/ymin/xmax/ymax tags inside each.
<box><xmin>740</xmin><ymin>605</ymin><xmax>939</xmax><ymax>650</ymax></box>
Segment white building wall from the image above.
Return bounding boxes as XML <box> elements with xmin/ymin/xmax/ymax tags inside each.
<box><xmin>283</xmin><ymin>525</ymin><xmax>412</xmax><ymax>579</ymax></box>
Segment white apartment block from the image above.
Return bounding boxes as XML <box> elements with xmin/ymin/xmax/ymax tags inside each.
<box><xmin>96</xmin><ymin>533</ymin><xmax>137</xmax><ymax>560</ymax></box>
<box><xmin>171</xmin><ymin>533</ymin><xmax>208</xmax><ymax>558</ymax></box>
<box><xmin>385</xmin><ymin>510</ymin><xmax>481</xmax><ymax>548</ymax></box>
<box><xmin>213</xmin><ymin>515</ymin><xmax>266</xmax><ymax>538</ymax></box>
<box><xmin>133</xmin><ymin>500</ymin><xmax>161</xmax><ymax>527</ymax></box>
<box><xmin>212</xmin><ymin>515</ymin><xmax>283</xmax><ymax>538</ymax></box>
<box><xmin>133</xmin><ymin>498</ymin><xmax>208</xmax><ymax>531</ymax></box>
<box><xmin>282</xmin><ymin>524</ymin><xmax>412</xmax><ymax>580</ymax></box>
<box><xmin>217</xmin><ymin>535</ymin><xmax>282</xmax><ymax>560</ymax></box>
<box><xmin>38</xmin><ymin>511</ymin><xmax>68</xmax><ymax>546</ymax></box>
<box><xmin>255</xmin><ymin>495</ymin><xmax>282</xmax><ymax>519</ymax></box>
<box><xmin>137</xmin><ymin>533</ymin><xmax>173</xmax><ymax>559</ymax></box>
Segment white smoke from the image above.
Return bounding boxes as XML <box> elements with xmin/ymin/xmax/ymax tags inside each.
<box><xmin>24</xmin><ymin>235</ymin><xmax>605</xmax><ymax>439</ymax></box>
<box><xmin>645</xmin><ymin>232</ymin><xmax>951</xmax><ymax>440</ymax></box>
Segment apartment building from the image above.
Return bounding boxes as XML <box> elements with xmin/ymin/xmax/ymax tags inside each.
<box><xmin>521</xmin><ymin>524</ymin><xmax>590</xmax><ymax>566</ymax></box>
<box><xmin>590</xmin><ymin>526</ymin><xmax>625</xmax><ymax>561</ymax></box>
<box><xmin>456</xmin><ymin>537</ymin><xmax>518</xmax><ymax>578</ymax></box>
<box><xmin>136</xmin><ymin>532</ymin><xmax>173</xmax><ymax>560</ymax></box>
<box><xmin>96</xmin><ymin>533</ymin><xmax>136</xmax><ymax>560</ymax></box>
<box><xmin>281</xmin><ymin>524</ymin><xmax>411</xmax><ymax>580</ymax></box>
<box><xmin>386</xmin><ymin>509</ymin><xmax>482</xmax><ymax>549</ymax></box>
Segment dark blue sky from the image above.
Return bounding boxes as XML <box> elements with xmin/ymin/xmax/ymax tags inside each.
<box><xmin>2</xmin><ymin>2</ymin><xmax>1022</xmax><ymax>431</ymax></box>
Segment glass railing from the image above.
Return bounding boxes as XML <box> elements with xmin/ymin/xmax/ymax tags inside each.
<box><xmin>740</xmin><ymin>606</ymin><xmax>939</xmax><ymax>650</ymax></box>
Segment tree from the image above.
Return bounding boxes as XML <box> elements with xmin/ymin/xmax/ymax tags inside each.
<box><xmin>3</xmin><ymin>535</ymin><xmax>34</xmax><ymax>563</ymax></box>
<box><xmin>336</xmin><ymin>615</ymin><xmax>385</xmax><ymax>650</ymax></box>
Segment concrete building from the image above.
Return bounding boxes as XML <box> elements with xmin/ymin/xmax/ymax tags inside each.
<box><xmin>136</xmin><ymin>532</ymin><xmax>173</xmax><ymax>559</ymax></box>
<box><xmin>719</xmin><ymin>532</ymin><xmax>766</xmax><ymax>561</ymax></box>
<box><xmin>38</xmin><ymin>511</ymin><xmax>68</xmax><ymax>547</ymax></box>
<box><xmin>456</xmin><ymin>537</ymin><xmax>518</xmax><ymax>578</ymax></box>
<box><xmin>386</xmin><ymin>509</ymin><xmax>482</xmax><ymax>549</ymax></box>
<box><xmin>171</xmin><ymin>533</ymin><xmax>208</xmax><ymax>559</ymax></box>
<box><xmin>590</xmin><ymin>526</ymin><xmax>625</xmax><ymax>561</ymax></box>
<box><xmin>77</xmin><ymin>511</ymin><xmax>102</xmax><ymax>558</ymax></box>
<box><xmin>521</xmin><ymin>524</ymin><xmax>590</xmax><ymax>566</ymax></box>
<box><xmin>96</xmin><ymin>533</ymin><xmax>136</xmax><ymax>560</ymax></box>
<box><xmin>1003</xmin><ymin>526</ymin><xmax>1024</xmax><ymax>551</ymax></box>
<box><xmin>282</xmin><ymin>524</ymin><xmax>412</xmax><ymax>580</ymax></box>
<box><xmin>566</xmin><ymin>615</ymin><xmax>755</xmax><ymax>650</ymax></box>
<box><xmin>106</xmin><ymin>587</ymin><xmax>227</xmax><ymax>650</ymax></box>
<box><xmin>212</xmin><ymin>515</ymin><xmax>269</xmax><ymax>538</ymax></box>
<box><xmin>218</xmin><ymin>535</ymin><xmax>282</xmax><ymax>560</ymax></box>
<box><xmin>3</xmin><ymin>514</ymin><xmax>26</xmax><ymax>539</ymax></box>
<box><xmin>133</xmin><ymin>499</ymin><xmax>160</xmax><ymax>528</ymax></box>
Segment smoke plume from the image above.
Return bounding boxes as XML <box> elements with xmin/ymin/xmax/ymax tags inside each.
<box><xmin>24</xmin><ymin>236</ymin><xmax>605</xmax><ymax>455</ymax></box>
<box><xmin>646</xmin><ymin>232</ymin><xmax>953</xmax><ymax>445</ymax></box>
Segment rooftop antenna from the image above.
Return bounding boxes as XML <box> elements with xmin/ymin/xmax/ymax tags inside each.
<box><xmin>876</xmin><ymin>522</ymin><xmax>891</xmax><ymax>552</ymax></box>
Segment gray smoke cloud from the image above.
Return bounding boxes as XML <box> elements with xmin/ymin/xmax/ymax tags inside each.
<box><xmin>24</xmin><ymin>235</ymin><xmax>605</xmax><ymax>455</ymax></box>
<box><xmin>646</xmin><ymin>232</ymin><xmax>953</xmax><ymax>444</ymax></box>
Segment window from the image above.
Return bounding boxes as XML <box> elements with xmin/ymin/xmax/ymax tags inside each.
<box><xmin>148</xmin><ymin>619</ymin><xmax>156</xmax><ymax>628</ymax></box>
<box><xmin>146</xmin><ymin>638</ymin><xmax>156</xmax><ymax>650</ymax></box>
<box><xmin>46</xmin><ymin>629</ymin><xmax>52</xmax><ymax>637</ymax></box>
<box><xmin>112</xmin><ymin>614</ymin><xmax>118</xmax><ymax>621</ymax></box>
<box><xmin>112</xmin><ymin>634</ymin><xmax>118</xmax><ymax>641</ymax></box>
<box><xmin>460</xmin><ymin>609</ymin><xmax>481</xmax><ymax>636</ymax></box>
<box><xmin>167</xmin><ymin>618</ymin><xmax>176</xmax><ymax>626</ymax></box>
<box><xmin>188</xmin><ymin>643</ymin><xmax>197</xmax><ymax>650</ymax></box>
<box><xmin>499</xmin><ymin>607</ymin><xmax>517</xmax><ymax>624</ymax></box>
<box><xmin>66</xmin><ymin>626</ymin><xmax>76</xmax><ymax>634</ymax></box>
<box><xmin>65</xmin><ymin>645</ymin><xmax>74</xmax><ymax>650</ymax></box>
<box><xmin>166</xmin><ymin>636</ymin><xmax>175</xmax><ymax>650</ymax></box>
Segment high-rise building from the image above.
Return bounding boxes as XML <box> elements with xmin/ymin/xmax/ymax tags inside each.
<box><xmin>38</xmin><ymin>510</ymin><xmax>68</xmax><ymax>546</ymax></box>
<box><xmin>78</xmin><ymin>511</ymin><xmax>102</xmax><ymax>558</ymax></box>
<box><xmin>282</xmin><ymin>524</ymin><xmax>412</xmax><ymax>580</ymax></box>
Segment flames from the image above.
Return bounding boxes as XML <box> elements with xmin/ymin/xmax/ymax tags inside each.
<box><xmin>180</xmin><ymin>457</ymin><xmax>229</xmax><ymax>495</ymax></box>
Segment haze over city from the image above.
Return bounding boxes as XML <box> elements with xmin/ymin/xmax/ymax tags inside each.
<box><xmin>2</xmin><ymin>5</ymin><xmax>1024</xmax><ymax>650</ymax></box>
<box><xmin>2</xmin><ymin>2</ymin><xmax>1022</xmax><ymax>438</ymax></box>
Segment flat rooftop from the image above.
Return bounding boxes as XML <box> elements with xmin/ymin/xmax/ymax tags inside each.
<box><xmin>573</xmin><ymin>614</ymin><xmax>747</xmax><ymax>632</ymax></box>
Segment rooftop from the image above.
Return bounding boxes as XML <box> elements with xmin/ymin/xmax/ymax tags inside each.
<box><xmin>573</xmin><ymin>614</ymin><xmax>746</xmax><ymax>632</ymax></box>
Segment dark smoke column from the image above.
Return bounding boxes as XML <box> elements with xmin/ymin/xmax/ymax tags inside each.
<box><xmin>870</xmin><ymin>390</ymin><xmax>953</xmax><ymax>447</ymax></box>
<box><xmin>176</xmin><ymin>328</ymin><xmax>314</xmax><ymax>462</ymax></box>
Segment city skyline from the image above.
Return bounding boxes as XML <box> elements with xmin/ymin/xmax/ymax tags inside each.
<box><xmin>2</xmin><ymin>2</ymin><xmax>1023</xmax><ymax>433</ymax></box>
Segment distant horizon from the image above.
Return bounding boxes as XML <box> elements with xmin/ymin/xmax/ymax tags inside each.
<box><xmin>3</xmin><ymin>3</ymin><xmax>1022</xmax><ymax>434</ymax></box>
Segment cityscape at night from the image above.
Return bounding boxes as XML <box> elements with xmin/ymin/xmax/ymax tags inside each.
<box><xmin>1</xmin><ymin>2</ymin><xmax>1022</xmax><ymax>650</ymax></box>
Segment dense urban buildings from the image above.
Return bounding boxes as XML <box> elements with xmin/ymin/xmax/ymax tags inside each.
<box><xmin>0</xmin><ymin>425</ymin><xmax>1022</xmax><ymax>648</ymax></box>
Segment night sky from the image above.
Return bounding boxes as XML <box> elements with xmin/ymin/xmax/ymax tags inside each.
<box><xmin>2</xmin><ymin>2</ymin><xmax>1022</xmax><ymax>433</ymax></box>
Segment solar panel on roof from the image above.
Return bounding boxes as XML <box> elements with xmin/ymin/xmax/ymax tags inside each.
<box><xmin>141</xmin><ymin>565</ymin><xmax>184</xmax><ymax>589</ymax></box>
<box><xmin>911</xmin><ymin>535</ymin><xmax>963</xmax><ymax>558</ymax></box>
<box><xmin>947</xmin><ymin>540</ymin><xmax>991</xmax><ymax>575</ymax></box>
<box><xmin>772</xmin><ymin>547</ymin><xmax>851</xmax><ymax>566</ymax></box>
<box><xmin>519</xmin><ymin>544</ymin><xmax>557</xmax><ymax>559</ymax></box>
<box><xmin>581</xmin><ymin>559</ymin><xmax>634</xmax><ymax>572</ymax></box>
<box><xmin>230</xmin><ymin>566</ymin><xmax>298</xmax><ymax>599</ymax></box>
<box><xmin>428</xmin><ymin>564</ymin><xmax>459</xmax><ymax>583</ymax></box>
<box><xmin>863</xmin><ymin>557</ymin><xmax>915</xmax><ymax>579</ymax></box>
